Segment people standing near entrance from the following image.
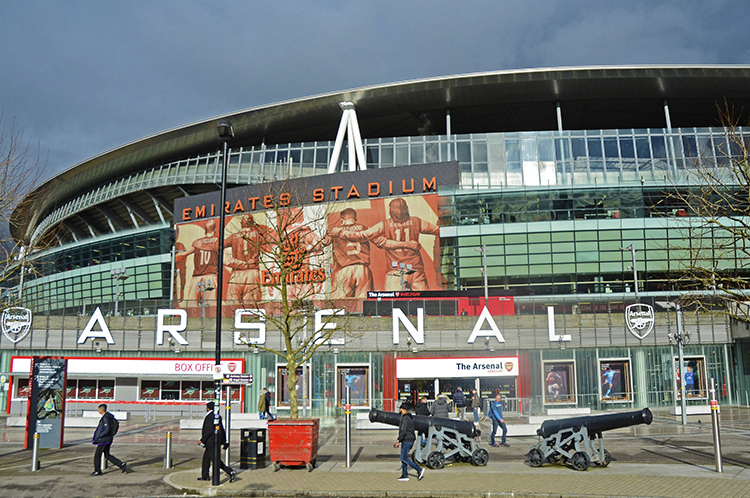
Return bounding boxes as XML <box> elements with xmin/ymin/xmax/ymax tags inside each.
<box><xmin>430</xmin><ymin>394</ymin><xmax>450</xmax><ymax>418</ymax></box>
<box><xmin>414</xmin><ymin>397</ymin><xmax>430</xmax><ymax>447</ymax></box>
<box><xmin>90</xmin><ymin>404</ymin><xmax>126</xmax><ymax>476</ymax></box>
<box><xmin>262</xmin><ymin>388</ymin><xmax>275</xmax><ymax>420</ymax></box>
<box><xmin>198</xmin><ymin>402</ymin><xmax>237</xmax><ymax>482</ymax></box>
<box><xmin>470</xmin><ymin>389</ymin><xmax>482</xmax><ymax>424</ymax></box>
<box><xmin>453</xmin><ymin>387</ymin><xmax>467</xmax><ymax>421</ymax></box>
<box><xmin>488</xmin><ymin>394</ymin><xmax>509</xmax><ymax>447</ymax></box>
<box><xmin>394</xmin><ymin>402</ymin><xmax>425</xmax><ymax>482</ymax></box>
<box><xmin>258</xmin><ymin>389</ymin><xmax>267</xmax><ymax>419</ymax></box>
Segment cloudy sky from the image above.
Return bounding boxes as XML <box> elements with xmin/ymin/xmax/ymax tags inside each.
<box><xmin>2</xmin><ymin>1</ymin><xmax>749</xmax><ymax>180</ymax></box>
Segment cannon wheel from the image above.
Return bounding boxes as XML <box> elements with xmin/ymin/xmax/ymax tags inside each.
<box><xmin>596</xmin><ymin>449</ymin><xmax>611</xmax><ymax>468</ymax></box>
<box><xmin>570</xmin><ymin>451</ymin><xmax>590</xmax><ymax>471</ymax></box>
<box><xmin>427</xmin><ymin>451</ymin><xmax>445</xmax><ymax>470</ymax></box>
<box><xmin>527</xmin><ymin>448</ymin><xmax>544</xmax><ymax>467</ymax></box>
<box><xmin>471</xmin><ymin>448</ymin><xmax>489</xmax><ymax>466</ymax></box>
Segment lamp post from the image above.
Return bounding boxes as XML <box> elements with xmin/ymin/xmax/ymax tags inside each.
<box><xmin>391</xmin><ymin>262</ymin><xmax>415</xmax><ymax>291</ymax></box>
<box><xmin>620</xmin><ymin>244</ymin><xmax>639</xmax><ymax>303</ymax></box>
<box><xmin>196</xmin><ymin>280</ymin><xmax>216</xmax><ymax>318</ymax></box>
<box><xmin>110</xmin><ymin>268</ymin><xmax>129</xmax><ymax>316</ymax></box>
<box><xmin>658</xmin><ymin>301</ymin><xmax>689</xmax><ymax>425</ymax></box>
<box><xmin>212</xmin><ymin>119</ymin><xmax>233</xmax><ymax>486</ymax></box>
<box><xmin>474</xmin><ymin>245</ymin><xmax>488</xmax><ymax>308</ymax></box>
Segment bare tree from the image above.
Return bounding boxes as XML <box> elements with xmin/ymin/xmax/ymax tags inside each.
<box><xmin>667</xmin><ymin>104</ymin><xmax>750</xmax><ymax>319</ymax></box>
<box><xmin>0</xmin><ymin>112</ymin><xmax>49</xmax><ymax>304</ymax></box>
<box><xmin>223</xmin><ymin>183</ymin><xmax>357</xmax><ymax>418</ymax></box>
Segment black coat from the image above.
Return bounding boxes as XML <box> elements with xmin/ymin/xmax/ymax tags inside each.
<box><xmin>398</xmin><ymin>412</ymin><xmax>416</xmax><ymax>443</ymax></box>
<box><xmin>92</xmin><ymin>412</ymin><xmax>115</xmax><ymax>445</ymax></box>
<box><xmin>415</xmin><ymin>402</ymin><xmax>430</xmax><ymax>417</ymax></box>
<box><xmin>200</xmin><ymin>410</ymin><xmax>227</xmax><ymax>447</ymax></box>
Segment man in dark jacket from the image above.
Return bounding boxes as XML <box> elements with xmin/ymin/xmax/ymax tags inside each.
<box><xmin>394</xmin><ymin>402</ymin><xmax>425</xmax><ymax>482</ymax></box>
<box><xmin>453</xmin><ymin>387</ymin><xmax>467</xmax><ymax>421</ymax></box>
<box><xmin>198</xmin><ymin>401</ymin><xmax>237</xmax><ymax>482</ymax></box>
<box><xmin>414</xmin><ymin>397</ymin><xmax>430</xmax><ymax>446</ymax></box>
<box><xmin>91</xmin><ymin>404</ymin><xmax>126</xmax><ymax>476</ymax></box>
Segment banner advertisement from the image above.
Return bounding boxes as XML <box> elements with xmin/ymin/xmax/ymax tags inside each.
<box><xmin>543</xmin><ymin>360</ymin><xmax>576</xmax><ymax>405</ymax></box>
<box><xmin>173</xmin><ymin>193</ymin><xmax>445</xmax><ymax>316</ymax></box>
<box><xmin>599</xmin><ymin>358</ymin><xmax>633</xmax><ymax>403</ymax></box>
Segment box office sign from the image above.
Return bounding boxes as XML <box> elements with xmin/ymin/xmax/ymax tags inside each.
<box><xmin>396</xmin><ymin>357</ymin><xmax>519</xmax><ymax>379</ymax></box>
<box><xmin>12</xmin><ymin>357</ymin><xmax>244</xmax><ymax>377</ymax></box>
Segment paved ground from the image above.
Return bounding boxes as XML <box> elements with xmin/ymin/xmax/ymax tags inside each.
<box><xmin>2</xmin><ymin>407</ymin><xmax>750</xmax><ymax>497</ymax></box>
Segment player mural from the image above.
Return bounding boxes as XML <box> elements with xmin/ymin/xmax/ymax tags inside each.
<box><xmin>599</xmin><ymin>359</ymin><xmax>633</xmax><ymax>403</ymax></box>
<box><xmin>173</xmin><ymin>193</ymin><xmax>445</xmax><ymax>316</ymax></box>
<box><xmin>542</xmin><ymin>360</ymin><xmax>576</xmax><ymax>405</ymax></box>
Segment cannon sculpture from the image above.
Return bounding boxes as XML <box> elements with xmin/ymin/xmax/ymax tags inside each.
<box><xmin>369</xmin><ymin>408</ymin><xmax>489</xmax><ymax>469</ymax></box>
<box><xmin>527</xmin><ymin>408</ymin><xmax>652</xmax><ymax>471</ymax></box>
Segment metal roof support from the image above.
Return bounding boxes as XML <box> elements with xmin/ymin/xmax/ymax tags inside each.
<box><xmin>94</xmin><ymin>205</ymin><xmax>128</xmax><ymax>230</ymax></box>
<box><xmin>145</xmin><ymin>190</ymin><xmax>173</xmax><ymax>221</ymax></box>
<box><xmin>327</xmin><ymin>102</ymin><xmax>367</xmax><ymax>173</ymax></box>
<box><xmin>556</xmin><ymin>101</ymin><xmax>564</xmax><ymax>132</ymax></box>
<box><xmin>119</xmin><ymin>197</ymin><xmax>156</xmax><ymax>224</ymax></box>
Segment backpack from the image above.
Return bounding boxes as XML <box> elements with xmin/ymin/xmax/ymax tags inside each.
<box><xmin>110</xmin><ymin>415</ymin><xmax>119</xmax><ymax>436</ymax></box>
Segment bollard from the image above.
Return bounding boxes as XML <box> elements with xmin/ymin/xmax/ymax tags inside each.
<box><xmin>31</xmin><ymin>432</ymin><xmax>40</xmax><ymax>471</ymax></box>
<box><xmin>225</xmin><ymin>386</ymin><xmax>231</xmax><ymax>465</ymax></box>
<box><xmin>710</xmin><ymin>378</ymin><xmax>723</xmax><ymax>473</ymax></box>
<box><xmin>165</xmin><ymin>432</ymin><xmax>173</xmax><ymax>469</ymax></box>
<box><xmin>345</xmin><ymin>386</ymin><xmax>351</xmax><ymax>468</ymax></box>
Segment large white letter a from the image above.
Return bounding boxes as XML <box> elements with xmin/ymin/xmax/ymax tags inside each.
<box><xmin>77</xmin><ymin>307</ymin><xmax>116</xmax><ymax>344</ymax></box>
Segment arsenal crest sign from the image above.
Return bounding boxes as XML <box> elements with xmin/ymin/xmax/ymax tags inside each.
<box><xmin>2</xmin><ymin>307</ymin><xmax>32</xmax><ymax>344</ymax></box>
<box><xmin>625</xmin><ymin>303</ymin><xmax>655</xmax><ymax>340</ymax></box>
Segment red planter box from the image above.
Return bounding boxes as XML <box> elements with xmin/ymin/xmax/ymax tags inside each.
<box><xmin>268</xmin><ymin>418</ymin><xmax>319</xmax><ymax>471</ymax></box>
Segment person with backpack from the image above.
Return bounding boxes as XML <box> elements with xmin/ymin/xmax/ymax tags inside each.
<box><xmin>91</xmin><ymin>403</ymin><xmax>126</xmax><ymax>475</ymax></box>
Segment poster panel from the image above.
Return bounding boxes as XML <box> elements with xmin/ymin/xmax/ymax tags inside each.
<box><xmin>25</xmin><ymin>357</ymin><xmax>67</xmax><ymax>449</ymax></box>
<box><xmin>542</xmin><ymin>360</ymin><xmax>576</xmax><ymax>405</ymax></box>
<box><xmin>276</xmin><ymin>364</ymin><xmax>311</xmax><ymax>408</ymax></box>
<box><xmin>675</xmin><ymin>355</ymin><xmax>708</xmax><ymax>400</ymax></box>
<box><xmin>599</xmin><ymin>358</ymin><xmax>633</xmax><ymax>403</ymax></box>
<box><xmin>336</xmin><ymin>364</ymin><xmax>370</xmax><ymax>408</ymax></box>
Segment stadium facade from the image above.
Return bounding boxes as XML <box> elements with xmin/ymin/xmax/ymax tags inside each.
<box><xmin>4</xmin><ymin>65</ymin><xmax>750</xmax><ymax>419</ymax></box>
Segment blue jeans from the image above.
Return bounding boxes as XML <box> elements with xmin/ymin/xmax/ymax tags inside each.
<box><xmin>473</xmin><ymin>407</ymin><xmax>479</xmax><ymax>423</ymax></box>
<box><xmin>491</xmin><ymin>418</ymin><xmax>507</xmax><ymax>445</ymax></box>
<box><xmin>400</xmin><ymin>440</ymin><xmax>422</xmax><ymax>477</ymax></box>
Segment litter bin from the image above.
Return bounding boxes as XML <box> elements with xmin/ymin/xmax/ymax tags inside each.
<box><xmin>240</xmin><ymin>428</ymin><xmax>266</xmax><ymax>469</ymax></box>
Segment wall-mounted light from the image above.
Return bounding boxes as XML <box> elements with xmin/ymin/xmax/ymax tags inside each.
<box><xmin>95</xmin><ymin>341</ymin><xmax>102</xmax><ymax>353</ymax></box>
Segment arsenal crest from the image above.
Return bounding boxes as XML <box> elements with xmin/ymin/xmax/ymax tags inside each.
<box><xmin>504</xmin><ymin>362</ymin><xmax>514</xmax><ymax>372</ymax></box>
<box><xmin>228</xmin><ymin>362</ymin><xmax>237</xmax><ymax>372</ymax></box>
<box><xmin>625</xmin><ymin>303</ymin><xmax>655</xmax><ymax>340</ymax></box>
<box><xmin>1</xmin><ymin>307</ymin><xmax>32</xmax><ymax>344</ymax></box>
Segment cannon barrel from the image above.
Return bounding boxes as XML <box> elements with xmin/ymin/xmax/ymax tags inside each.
<box><xmin>369</xmin><ymin>408</ymin><xmax>480</xmax><ymax>438</ymax></box>
<box><xmin>537</xmin><ymin>408</ymin><xmax>652</xmax><ymax>439</ymax></box>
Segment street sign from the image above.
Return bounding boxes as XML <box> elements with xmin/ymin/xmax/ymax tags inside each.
<box><xmin>222</xmin><ymin>373</ymin><xmax>254</xmax><ymax>385</ymax></box>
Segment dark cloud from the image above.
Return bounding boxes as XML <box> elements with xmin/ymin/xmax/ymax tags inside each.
<box><xmin>1</xmin><ymin>1</ymin><xmax>748</xmax><ymax>180</ymax></box>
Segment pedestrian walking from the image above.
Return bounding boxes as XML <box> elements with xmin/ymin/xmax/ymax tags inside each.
<box><xmin>394</xmin><ymin>402</ymin><xmax>425</xmax><ymax>482</ymax></box>
<box><xmin>262</xmin><ymin>388</ymin><xmax>275</xmax><ymax>420</ymax></box>
<box><xmin>488</xmin><ymin>394</ymin><xmax>509</xmax><ymax>447</ymax></box>
<box><xmin>414</xmin><ymin>396</ymin><xmax>430</xmax><ymax>446</ymax></box>
<box><xmin>90</xmin><ymin>404</ymin><xmax>126</xmax><ymax>476</ymax></box>
<box><xmin>258</xmin><ymin>389</ymin><xmax>267</xmax><ymax>419</ymax></box>
<box><xmin>198</xmin><ymin>402</ymin><xmax>237</xmax><ymax>482</ymax></box>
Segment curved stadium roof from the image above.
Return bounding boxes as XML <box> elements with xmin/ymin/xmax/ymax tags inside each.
<box><xmin>14</xmin><ymin>65</ymin><xmax>750</xmax><ymax>245</ymax></box>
